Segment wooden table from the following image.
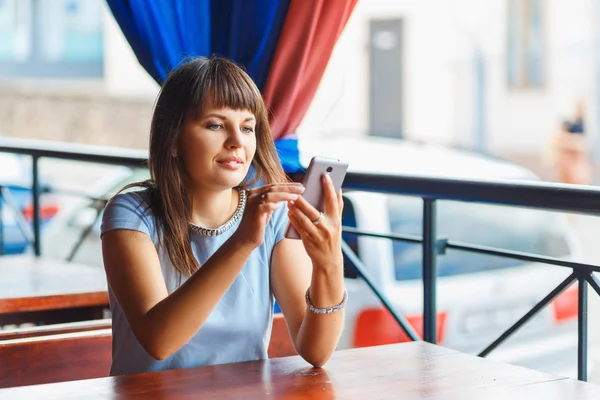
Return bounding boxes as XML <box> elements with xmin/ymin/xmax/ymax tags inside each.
<box><xmin>0</xmin><ymin>342</ymin><xmax>598</xmax><ymax>399</ymax></box>
<box><xmin>0</xmin><ymin>255</ymin><xmax>108</xmax><ymax>325</ymax></box>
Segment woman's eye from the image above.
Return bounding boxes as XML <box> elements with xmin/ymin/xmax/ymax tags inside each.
<box><xmin>207</xmin><ymin>123</ymin><xmax>223</xmax><ymax>130</ymax></box>
<box><xmin>242</xmin><ymin>126</ymin><xmax>255</xmax><ymax>133</ymax></box>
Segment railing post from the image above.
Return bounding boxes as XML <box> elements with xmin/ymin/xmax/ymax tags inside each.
<box><xmin>423</xmin><ymin>198</ymin><xmax>438</xmax><ymax>343</ymax></box>
<box><xmin>32</xmin><ymin>155</ymin><xmax>41</xmax><ymax>256</ymax></box>
<box><xmin>578</xmin><ymin>272</ymin><xmax>588</xmax><ymax>381</ymax></box>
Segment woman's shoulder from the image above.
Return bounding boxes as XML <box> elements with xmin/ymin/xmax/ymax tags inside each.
<box><xmin>101</xmin><ymin>188</ymin><xmax>156</xmax><ymax>238</ymax></box>
<box><xmin>106</xmin><ymin>188</ymin><xmax>153</xmax><ymax>213</ymax></box>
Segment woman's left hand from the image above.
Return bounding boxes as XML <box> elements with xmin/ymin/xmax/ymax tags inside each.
<box><xmin>287</xmin><ymin>174</ymin><xmax>344</xmax><ymax>272</ymax></box>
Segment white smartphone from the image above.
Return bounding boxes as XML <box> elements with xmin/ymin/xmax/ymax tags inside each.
<box><xmin>285</xmin><ymin>156</ymin><xmax>349</xmax><ymax>239</ymax></box>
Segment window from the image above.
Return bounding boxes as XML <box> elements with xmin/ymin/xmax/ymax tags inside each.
<box><xmin>507</xmin><ymin>0</ymin><xmax>544</xmax><ymax>88</ymax></box>
<box><xmin>387</xmin><ymin>195</ymin><xmax>570</xmax><ymax>281</ymax></box>
<box><xmin>0</xmin><ymin>0</ymin><xmax>104</xmax><ymax>78</ymax></box>
<box><xmin>341</xmin><ymin>195</ymin><xmax>360</xmax><ymax>279</ymax></box>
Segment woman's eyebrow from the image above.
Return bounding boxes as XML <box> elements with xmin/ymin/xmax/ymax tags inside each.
<box><xmin>202</xmin><ymin>114</ymin><xmax>255</xmax><ymax>122</ymax></box>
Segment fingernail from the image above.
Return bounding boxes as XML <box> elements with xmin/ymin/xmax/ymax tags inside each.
<box><xmin>290</xmin><ymin>194</ymin><xmax>298</xmax><ymax>200</ymax></box>
<box><xmin>325</xmin><ymin>174</ymin><xmax>332</xmax><ymax>181</ymax></box>
<box><xmin>297</xmin><ymin>186</ymin><xmax>305</xmax><ymax>193</ymax></box>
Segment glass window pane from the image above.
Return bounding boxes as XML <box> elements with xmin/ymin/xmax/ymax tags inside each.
<box><xmin>0</xmin><ymin>0</ymin><xmax>31</xmax><ymax>62</ymax></box>
<box><xmin>506</xmin><ymin>0</ymin><xmax>544</xmax><ymax>88</ymax></box>
<box><xmin>527</xmin><ymin>0</ymin><xmax>543</xmax><ymax>86</ymax></box>
<box><xmin>388</xmin><ymin>195</ymin><xmax>571</xmax><ymax>281</ymax></box>
<box><xmin>506</xmin><ymin>0</ymin><xmax>520</xmax><ymax>86</ymax></box>
<box><xmin>38</xmin><ymin>0</ymin><xmax>103</xmax><ymax>63</ymax></box>
<box><xmin>342</xmin><ymin>196</ymin><xmax>360</xmax><ymax>279</ymax></box>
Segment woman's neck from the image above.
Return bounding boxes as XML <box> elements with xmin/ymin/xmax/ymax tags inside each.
<box><xmin>189</xmin><ymin>187</ymin><xmax>238</xmax><ymax>229</ymax></box>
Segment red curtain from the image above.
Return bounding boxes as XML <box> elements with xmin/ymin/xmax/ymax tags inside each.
<box><xmin>263</xmin><ymin>0</ymin><xmax>358</xmax><ymax>140</ymax></box>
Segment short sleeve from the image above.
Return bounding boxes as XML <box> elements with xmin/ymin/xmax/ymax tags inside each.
<box><xmin>101</xmin><ymin>192</ymin><xmax>154</xmax><ymax>239</ymax></box>
<box><xmin>271</xmin><ymin>202</ymin><xmax>290</xmax><ymax>246</ymax></box>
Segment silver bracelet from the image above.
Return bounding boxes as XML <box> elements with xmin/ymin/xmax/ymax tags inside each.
<box><xmin>305</xmin><ymin>287</ymin><xmax>348</xmax><ymax>315</ymax></box>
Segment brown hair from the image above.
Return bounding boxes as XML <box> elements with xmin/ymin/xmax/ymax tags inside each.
<box><xmin>123</xmin><ymin>56</ymin><xmax>288</xmax><ymax>276</ymax></box>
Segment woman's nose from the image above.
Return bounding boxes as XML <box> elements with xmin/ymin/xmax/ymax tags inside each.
<box><xmin>226</xmin><ymin>127</ymin><xmax>244</xmax><ymax>148</ymax></box>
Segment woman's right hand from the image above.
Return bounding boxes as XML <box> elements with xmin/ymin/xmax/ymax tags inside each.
<box><xmin>232</xmin><ymin>183</ymin><xmax>305</xmax><ymax>249</ymax></box>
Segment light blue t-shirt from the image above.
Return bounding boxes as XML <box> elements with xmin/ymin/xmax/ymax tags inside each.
<box><xmin>100</xmin><ymin>189</ymin><xmax>289</xmax><ymax>376</ymax></box>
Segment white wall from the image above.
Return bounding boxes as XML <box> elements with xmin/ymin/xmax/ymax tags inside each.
<box><xmin>300</xmin><ymin>0</ymin><xmax>597</xmax><ymax>154</ymax></box>
<box><xmin>298</xmin><ymin>0</ymin><xmax>458</xmax><ymax>145</ymax></box>
<box><xmin>102</xmin><ymin>5</ymin><xmax>159</xmax><ymax>100</ymax></box>
<box><xmin>484</xmin><ymin>0</ymin><xmax>596</xmax><ymax>153</ymax></box>
<box><xmin>101</xmin><ymin>0</ymin><xmax>597</xmax><ymax>155</ymax></box>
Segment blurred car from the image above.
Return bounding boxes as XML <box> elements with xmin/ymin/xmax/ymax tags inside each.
<box><xmin>0</xmin><ymin>153</ymin><xmax>60</xmax><ymax>254</ymax></box>
<box><xmin>40</xmin><ymin>164</ymin><xmax>137</xmax><ymax>265</ymax></box>
<box><xmin>42</xmin><ymin>137</ymin><xmax>586</xmax><ymax>378</ymax></box>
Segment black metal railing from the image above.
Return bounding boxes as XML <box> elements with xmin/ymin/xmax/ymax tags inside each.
<box><xmin>0</xmin><ymin>138</ymin><xmax>147</xmax><ymax>255</ymax></box>
<box><xmin>339</xmin><ymin>172</ymin><xmax>600</xmax><ymax>382</ymax></box>
<box><xmin>1</xmin><ymin>137</ymin><xmax>600</xmax><ymax>381</ymax></box>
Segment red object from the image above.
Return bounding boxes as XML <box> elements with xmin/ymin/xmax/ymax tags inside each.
<box><xmin>552</xmin><ymin>284</ymin><xmax>578</xmax><ymax>323</ymax></box>
<box><xmin>353</xmin><ymin>308</ymin><xmax>447</xmax><ymax>348</ymax></box>
<box><xmin>22</xmin><ymin>203</ymin><xmax>60</xmax><ymax>221</ymax></box>
<box><xmin>263</xmin><ymin>0</ymin><xmax>358</xmax><ymax>140</ymax></box>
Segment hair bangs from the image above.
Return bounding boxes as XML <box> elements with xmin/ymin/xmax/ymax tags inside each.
<box><xmin>189</xmin><ymin>59</ymin><xmax>263</xmax><ymax>120</ymax></box>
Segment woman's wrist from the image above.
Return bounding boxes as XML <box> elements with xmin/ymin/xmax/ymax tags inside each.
<box><xmin>311</xmin><ymin>254</ymin><xmax>344</xmax><ymax>275</ymax></box>
<box><xmin>308</xmin><ymin>261</ymin><xmax>345</xmax><ymax>309</ymax></box>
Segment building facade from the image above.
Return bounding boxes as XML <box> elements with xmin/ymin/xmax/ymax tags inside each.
<box><xmin>0</xmin><ymin>0</ymin><xmax>596</xmax><ymax>165</ymax></box>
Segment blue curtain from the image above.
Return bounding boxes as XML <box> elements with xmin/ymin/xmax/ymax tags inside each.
<box><xmin>106</xmin><ymin>0</ymin><xmax>301</xmax><ymax>172</ymax></box>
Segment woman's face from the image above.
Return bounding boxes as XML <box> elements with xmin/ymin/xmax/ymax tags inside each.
<box><xmin>178</xmin><ymin>105</ymin><xmax>257</xmax><ymax>192</ymax></box>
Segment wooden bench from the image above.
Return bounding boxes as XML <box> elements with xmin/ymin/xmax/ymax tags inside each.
<box><xmin>0</xmin><ymin>313</ymin><xmax>296</xmax><ymax>388</ymax></box>
<box><xmin>0</xmin><ymin>328</ymin><xmax>113</xmax><ymax>388</ymax></box>
<box><xmin>0</xmin><ymin>318</ymin><xmax>112</xmax><ymax>341</ymax></box>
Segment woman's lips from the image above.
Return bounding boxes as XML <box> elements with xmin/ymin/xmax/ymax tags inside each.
<box><xmin>217</xmin><ymin>159</ymin><xmax>243</xmax><ymax>170</ymax></box>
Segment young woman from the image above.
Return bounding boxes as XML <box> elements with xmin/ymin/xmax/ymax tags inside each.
<box><xmin>101</xmin><ymin>56</ymin><xmax>346</xmax><ymax>376</ymax></box>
